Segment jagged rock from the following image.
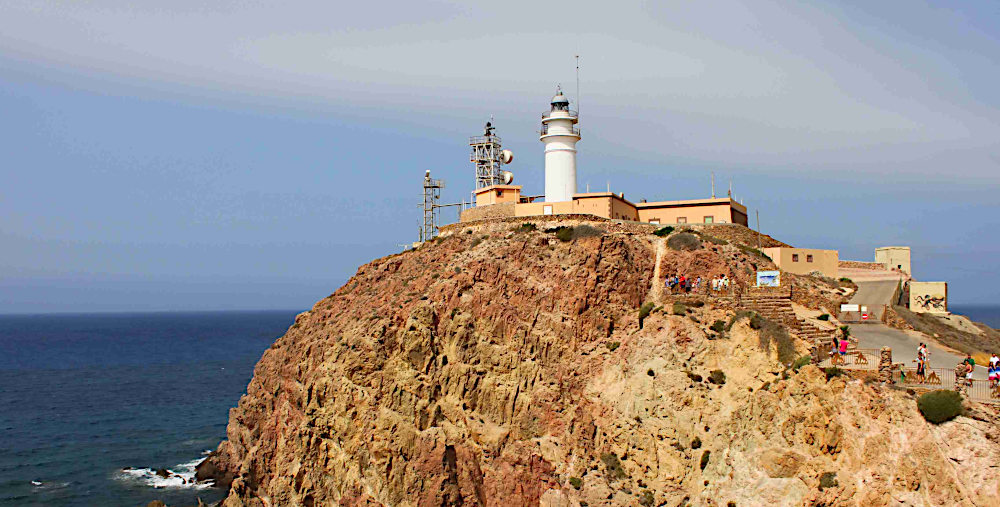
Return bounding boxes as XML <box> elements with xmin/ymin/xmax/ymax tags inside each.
<box><xmin>201</xmin><ymin>219</ymin><xmax>1000</xmax><ymax>506</ymax></box>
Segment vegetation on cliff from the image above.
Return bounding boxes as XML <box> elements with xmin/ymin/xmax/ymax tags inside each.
<box><xmin>201</xmin><ymin>218</ymin><xmax>1000</xmax><ymax>506</ymax></box>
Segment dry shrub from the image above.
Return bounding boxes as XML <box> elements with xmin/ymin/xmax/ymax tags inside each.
<box><xmin>667</xmin><ymin>233</ymin><xmax>701</xmax><ymax>251</ymax></box>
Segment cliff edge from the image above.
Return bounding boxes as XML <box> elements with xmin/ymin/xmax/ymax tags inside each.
<box><xmin>202</xmin><ymin>219</ymin><xmax>1000</xmax><ymax>506</ymax></box>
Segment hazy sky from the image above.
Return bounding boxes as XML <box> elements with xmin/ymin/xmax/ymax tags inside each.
<box><xmin>1</xmin><ymin>0</ymin><xmax>998</xmax><ymax>312</ymax></box>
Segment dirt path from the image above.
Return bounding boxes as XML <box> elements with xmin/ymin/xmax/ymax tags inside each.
<box><xmin>649</xmin><ymin>238</ymin><xmax>665</xmax><ymax>301</ymax></box>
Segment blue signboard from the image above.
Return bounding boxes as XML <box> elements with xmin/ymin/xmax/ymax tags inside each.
<box><xmin>756</xmin><ymin>270</ymin><xmax>781</xmax><ymax>287</ymax></box>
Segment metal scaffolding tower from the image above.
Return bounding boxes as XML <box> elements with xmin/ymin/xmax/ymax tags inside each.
<box><xmin>420</xmin><ymin>170</ymin><xmax>445</xmax><ymax>242</ymax></box>
<box><xmin>469</xmin><ymin>122</ymin><xmax>504</xmax><ymax>189</ymax></box>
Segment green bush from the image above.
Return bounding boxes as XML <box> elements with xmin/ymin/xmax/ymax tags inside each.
<box><xmin>823</xmin><ymin>367</ymin><xmax>845</xmax><ymax>381</ymax></box>
<box><xmin>749</xmin><ymin>314</ymin><xmax>764</xmax><ymax>330</ymax></box>
<box><xmin>791</xmin><ymin>355</ymin><xmax>812</xmax><ymax>371</ymax></box>
<box><xmin>601</xmin><ymin>453</ymin><xmax>627</xmax><ymax>480</ymax></box>
<box><xmin>555</xmin><ymin>227</ymin><xmax>574</xmax><ymax>242</ymax></box>
<box><xmin>606</xmin><ymin>341</ymin><xmax>620</xmax><ymax>352</ymax></box>
<box><xmin>737</xmin><ymin>244</ymin><xmax>771</xmax><ymax>260</ymax></box>
<box><xmin>569</xmin><ymin>477</ymin><xmax>582</xmax><ymax>489</ymax></box>
<box><xmin>515</xmin><ymin>223</ymin><xmax>537</xmax><ymax>233</ymax></box>
<box><xmin>917</xmin><ymin>390</ymin><xmax>963</xmax><ymax>424</ymax></box>
<box><xmin>759</xmin><ymin>318</ymin><xmax>797</xmax><ymax>364</ymax></box>
<box><xmin>839</xmin><ymin>277</ymin><xmax>853</xmax><ymax>283</ymax></box>
<box><xmin>639</xmin><ymin>302</ymin><xmax>655</xmax><ymax>328</ymax></box>
<box><xmin>839</xmin><ymin>325</ymin><xmax>851</xmax><ymax>340</ymax></box>
<box><xmin>573</xmin><ymin>224</ymin><xmax>604</xmax><ymax>239</ymax></box>
<box><xmin>638</xmin><ymin>490</ymin><xmax>654</xmax><ymax>506</ymax></box>
<box><xmin>667</xmin><ymin>233</ymin><xmax>702</xmax><ymax>251</ymax></box>
<box><xmin>672</xmin><ymin>302</ymin><xmax>688</xmax><ymax>316</ymax></box>
<box><xmin>700</xmin><ymin>234</ymin><xmax>729</xmax><ymax>245</ymax></box>
<box><xmin>819</xmin><ymin>472</ymin><xmax>838</xmax><ymax>490</ymax></box>
<box><xmin>653</xmin><ymin>226</ymin><xmax>674</xmax><ymax>237</ymax></box>
<box><xmin>708</xmin><ymin>370</ymin><xmax>726</xmax><ymax>385</ymax></box>
<box><xmin>817</xmin><ymin>313</ymin><xmax>830</xmax><ymax>321</ymax></box>
<box><xmin>710</xmin><ymin>320</ymin><xmax>726</xmax><ymax>333</ymax></box>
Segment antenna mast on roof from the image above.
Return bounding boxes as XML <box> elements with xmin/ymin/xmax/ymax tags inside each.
<box><xmin>711</xmin><ymin>172</ymin><xmax>716</xmax><ymax>199</ymax></box>
<box><xmin>575</xmin><ymin>55</ymin><xmax>580</xmax><ymax>118</ymax></box>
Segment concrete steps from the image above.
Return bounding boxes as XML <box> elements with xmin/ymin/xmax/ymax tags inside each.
<box><xmin>744</xmin><ymin>296</ymin><xmax>839</xmax><ymax>347</ymax></box>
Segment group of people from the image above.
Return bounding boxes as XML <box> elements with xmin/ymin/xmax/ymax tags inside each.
<box><xmin>665</xmin><ymin>274</ymin><xmax>700</xmax><ymax>294</ymax></box>
<box><xmin>828</xmin><ymin>334</ymin><xmax>850</xmax><ymax>361</ymax></box>
<box><xmin>663</xmin><ymin>274</ymin><xmax>732</xmax><ymax>295</ymax></box>
<box><xmin>710</xmin><ymin>275</ymin><xmax>731</xmax><ymax>292</ymax></box>
<box><xmin>920</xmin><ymin>345</ymin><xmax>1000</xmax><ymax>388</ymax></box>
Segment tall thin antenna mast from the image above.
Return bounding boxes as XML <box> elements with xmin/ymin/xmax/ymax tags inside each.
<box><xmin>711</xmin><ymin>172</ymin><xmax>716</xmax><ymax>199</ymax></box>
<box><xmin>575</xmin><ymin>55</ymin><xmax>580</xmax><ymax>117</ymax></box>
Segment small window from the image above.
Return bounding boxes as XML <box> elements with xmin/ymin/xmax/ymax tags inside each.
<box><xmin>792</xmin><ymin>254</ymin><xmax>800</xmax><ymax>262</ymax></box>
<box><xmin>677</xmin><ymin>217</ymin><xmax>687</xmax><ymax>224</ymax></box>
<box><xmin>649</xmin><ymin>219</ymin><xmax>660</xmax><ymax>225</ymax></box>
<box><xmin>807</xmin><ymin>255</ymin><xmax>814</xmax><ymax>263</ymax></box>
<box><xmin>704</xmin><ymin>216</ymin><xmax>714</xmax><ymax>224</ymax></box>
<box><xmin>543</xmin><ymin>205</ymin><xmax>553</xmax><ymax>215</ymax></box>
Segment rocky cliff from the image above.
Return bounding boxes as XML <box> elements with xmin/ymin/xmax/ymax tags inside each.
<box><xmin>202</xmin><ymin>219</ymin><xmax>1000</xmax><ymax>506</ymax></box>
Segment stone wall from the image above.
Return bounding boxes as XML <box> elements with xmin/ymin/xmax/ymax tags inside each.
<box><xmin>459</xmin><ymin>203</ymin><xmax>515</xmax><ymax>222</ymax></box>
<box><xmin>838</xmin><ymin>260</ymin><xmax>884</xmax><ymax>270</ymax></box>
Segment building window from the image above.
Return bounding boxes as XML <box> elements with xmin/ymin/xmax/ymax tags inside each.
<box><xmin>807</xmin><ymin>255</ymin><xmax>814</xmax><ymax>263</ymax></box>
<box><xmin>792</xmin><ymin>254</ymin><xmax>799</xmax><ymax>262</ymax></box>
<box><xmin>678</xmin><ymin>217</ymin><xmax>687</xmax><ymax>224</ymax></box>
<box><xmin>649</xmin><ymin>219</ymin><xmax>660</xmax><ymax>225</ymax></box>
<box><xmin>543</xmin><ymin>205</ymin><xmax>553</xmax><ymax>215</ymax></box>
<box><xmin>704</xmin><ymin>216</ymin><xmax>713</xmax><ymax>224</ymax></box>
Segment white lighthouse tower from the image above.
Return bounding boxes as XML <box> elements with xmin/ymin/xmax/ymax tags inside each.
<box><xmin>539</xmin><ymin>87</ymin><xmax>580</xmax><ymax>202</ymax></box>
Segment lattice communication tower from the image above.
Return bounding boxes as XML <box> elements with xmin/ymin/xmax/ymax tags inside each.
<box><xmin>420</xmin><ymin>170</ymin><xmax>445</xmax><ymax>242</ymax></box>
<box><xmin>470</xmin><ymin>122</ymin><xmax>505</xmax><ymax>189</ymax></box>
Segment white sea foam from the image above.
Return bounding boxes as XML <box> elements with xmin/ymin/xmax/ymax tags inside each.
<box><xmin>115</xmin><ymin>453</ymin><xmax>214</xmax><ymax>490</ymax></box>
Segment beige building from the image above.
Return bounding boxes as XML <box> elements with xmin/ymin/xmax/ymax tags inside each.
<box><xmin>635</xmin><ymin>198</ymin><xmax>748</xmax><ymax>226</ymax></box>
<box><xmin>875</xmin><ymin>246</ymin><xmax>911</xmax><ymax>275</ymax></box>
<box><xmin>761</xmin><ymin>247</ymin><xmax>839</xmax><ymax>278</ymax></box>
<box><xmin>909</xmin><ymin>281</ymin><xmax>947</xmax><ymax>313</ymax></box>
<box><xmin>461</xmin><ymin>185</ymin><xmax>749</xmax><ymax>226</ymax></box>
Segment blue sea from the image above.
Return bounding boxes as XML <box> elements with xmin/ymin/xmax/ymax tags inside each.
<box><xmin>0</xmin><ymin>310</ymin><xmax>297</xmax><ymax>507</ymax></box>
<box><xmin>950</xmin><ymin>305</ymin><xmax>1000</xmax><ymax>330</ymax></box>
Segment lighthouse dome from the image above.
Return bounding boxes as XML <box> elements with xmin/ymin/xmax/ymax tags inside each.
<box><xmin>550</xmin><ymin>92</ymin><xmax>569</xmax><ymax>105</ymax></box>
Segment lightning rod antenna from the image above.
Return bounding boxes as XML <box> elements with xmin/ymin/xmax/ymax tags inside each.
<box><xmin>575</xmin><ymin>55</ymin><xmax>580</xmax><ymax>117</ymax></box>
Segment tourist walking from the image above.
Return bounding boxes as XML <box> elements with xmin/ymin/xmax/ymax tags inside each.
<box><xmin>916</xmin><ymin>343</ymin><xmax>928</xmax><ymax>383</ymax></box>
<box><xmin>962</xmin><ymin>354</ymin><xmax>975</xmax><ymax>386</ymax></box>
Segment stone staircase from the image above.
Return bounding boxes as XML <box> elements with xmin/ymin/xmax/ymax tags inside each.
<box><xmin>746</xmin><ymin>296</ymin><xmax>834</xmax><ymax>344</ymax></box>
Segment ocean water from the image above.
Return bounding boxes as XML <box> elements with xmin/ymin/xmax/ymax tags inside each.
<box><xmin>950</xmin><ymin>305</ymin><xmax>1000</xmax><ymax>329</ymax></box>
<box><xmin>0</xmin><ymin>310</ymin><xmax>297</xmax><ymax>507</ymax></box>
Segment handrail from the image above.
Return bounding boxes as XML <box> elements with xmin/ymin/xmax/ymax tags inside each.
<box><xmin>541</xmin><ymin>109</ymin><xmax>578</xmax><ymax>119</ymax></box>
<box><xmin>539</xmin><ymin>124</ymin><xmax>581</xmax><ymax>136</ymax></box>
<box><xmin>469</xmin><ymin>135</ymin><xmax>501</xmax><ymax>145</ymax></box>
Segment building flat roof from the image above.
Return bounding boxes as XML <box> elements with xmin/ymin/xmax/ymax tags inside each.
<box><xmin>474</xmin><ymin>184</ymin><xmax>522</xmax><ymax>194</ymax></box>
<box><xmin>636</xmin><ymin>197</ymin><xmax>747</xmax><ymax>214</ymax></box>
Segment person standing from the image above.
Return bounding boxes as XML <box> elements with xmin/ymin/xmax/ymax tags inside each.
<box><xmin>916</xmin><ymin>343</ymin><xmax>928</xmax><ymax>383</ymax></box>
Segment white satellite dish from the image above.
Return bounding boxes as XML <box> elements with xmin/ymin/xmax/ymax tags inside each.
<box><xmin>500</xmin><ymin>171</ymin><xmax>514</xmax><ymax>184</ymax></box>
<box><xmin>500</xmin><ymin>150</ymin><xmax>514</xmax><ymax>164</ymax></box>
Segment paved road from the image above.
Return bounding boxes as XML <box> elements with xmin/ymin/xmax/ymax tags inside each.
<box><xmin>849</xmin><ymin>323</ymin><xmax>986</xmax><ymax>379</ymax></box>
<box><xmin>850</xmin><ymin>279</ymin><xmax>900</xmax><ymax>307</ymax></box>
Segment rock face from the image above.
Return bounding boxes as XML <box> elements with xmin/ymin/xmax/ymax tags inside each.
<box><xmin>205</xmin><ymin>220</ymin><xmax>1000</xmax><ymax>506</ymax></box>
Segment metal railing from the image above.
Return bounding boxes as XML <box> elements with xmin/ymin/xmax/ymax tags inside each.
<box><xmin>826</xmin><ymin>348</ymin><xmax>879</xmax><ymax>370</ymax></box>
<box><xmin>892</xmin><ymin>367</ymin><xmax>1000</xmax><ymax>403</ymax></box>
<box><xmin>541</xmin><ymin>109</ymin><xmax>578</xmax><ymax>119</ymax></box>
<box><xmin>539</xmin><ymin>124</ymin><xmax>581</xmax><ymax>136</ymax></box>
<box><xmin>469</xmin><ymin>135</ymin><xmax>501</xmax><ymax>145</ymax></box>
